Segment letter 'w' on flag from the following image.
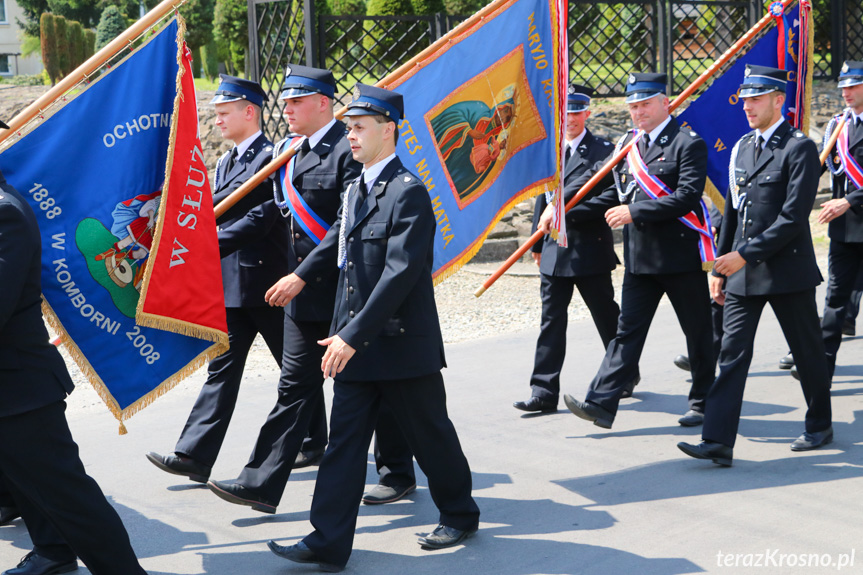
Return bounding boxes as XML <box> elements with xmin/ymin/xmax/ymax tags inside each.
<box><xmin>0</xmin><ymin>16</ymin><xmax>228</xmax><ymax>433</ymax></box>
<box><xmin>380</xmin><ymin>0</ymin><xmax>567</xmax><ymax>283</ymax></box>
<box><xmin>677</xmin><ymin>0</ymin><xmax>813</xmax><ymax>211</ymax></box>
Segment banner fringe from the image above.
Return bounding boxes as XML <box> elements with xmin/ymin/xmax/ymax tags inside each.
<box><xmin>432</xmin><ymin>176</ymin><xmax>557</xmax><ymax>286</ymax></box>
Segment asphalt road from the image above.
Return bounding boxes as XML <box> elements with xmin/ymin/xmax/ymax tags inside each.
<box><xmin>2</xmin><ymin>283</ymin><xmax>862</xmax><ymax>575</ymax></box>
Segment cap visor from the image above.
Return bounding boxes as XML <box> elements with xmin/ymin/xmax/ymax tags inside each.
<box><xmin>567</xmin><ymin>104</ymin><xmax>589</xmax><ymax>113</ymax></box>
<box><xmin>342</xmin><ymin>108</ymin><xmax>380</xmax><ymax>117</ymax></box>
<box><xmin>625</xmin><ymin>91</ymin><xmax>662</xmax><ymax>104</ymax></box>
<box><xmin>838</xmin><ymin>78</ymin><xmax>863</xmax><ymax>88</ymax></box>
<box><xmin>210</xmin><ymin>94</ymin><xmax>243</xmax><ymax>104</ymax></box>
<box><xmin>739</xmin><ymin>86</ymin><xmax>780</xmax><ymax>98</ymax></box>
<box><xmin>279</xmin><ymin>88</ymin><xmax>319</xmax><ymax>100</ymax></box>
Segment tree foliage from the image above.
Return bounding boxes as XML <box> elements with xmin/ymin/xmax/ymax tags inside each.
<box><xmin>364</xmin><ymin>0</ymin><xmax>413</xmax><ymax>74</ymax></box>
<box><xmin>16</xmin><ymin>0</ymin><xmax>49</xmax><ymax>37</ymax></box>
<box><xmin>411</xmin><ymin>0</ymin><xmax>443</xmax><ymax>15</ymax></box>
<box><xmin>47</xmin><ymin>0</ymin><xmax>100</xmax><ymax>28</ymax></box>
<box><xmin>183</xmin><ymin>0</ymin><xmax>215</xmax><ymax>51</ymax></box>
<box><xmin>54</xmin><ymin>16</ymin><xmax>71</xmax><ymax>78</ymax></box>
<box><xmin>331</xmin><ymin>0</ymin><xmax>365</xmax><ymax>15</ymax></box>
<box><xmin>200</xmin><ymin>38</ymin><xmax>220</xmax><ymax>81</ymax></box>
<box><xmin>214</xmin><ymin>0</ymin><xmax>247</xmax><ymax>75</ymax></box>
<box><xmin>95</xmin><ymin>5</ymin><xmax>128</xmax><ymax>51</ymax></box>
<box><xmin>67</xmin><ymin>20</ymin><xmax>86</xmax><ymax>71</ymax></box>
<box><xmin>83</xmin><ymin>29</ymin><xmax>96</xmax><ymax>61</ymax></box>
<box><xmin>442</xmin><ymin>0</ymin><xmax>483</xmax><ymax>15</ymax></box>
<box><xmin>39</xmin><ymin>13</ymin><xmax>59</xmax><ymax>85</ymax></box>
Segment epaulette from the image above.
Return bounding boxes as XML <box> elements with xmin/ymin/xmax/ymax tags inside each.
<box><xmin>793</xmin><ymin>130</ymin><xmax>805</xmax><ymax>139</ymax></box>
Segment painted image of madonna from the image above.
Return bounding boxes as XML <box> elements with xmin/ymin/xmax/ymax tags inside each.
<box><xmin>431</xmin><ymin>85</ymin><xmax>518</xmax><ymax>202</ymax></box>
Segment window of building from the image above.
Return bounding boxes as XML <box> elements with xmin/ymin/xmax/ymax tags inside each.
<box><xmin>0</xmin><ymin>0</ymin><xmax>6</xmax><ymax>23</ymax></box>
<box><xmin>0</xmin><ymin>55</ymin><xmax>9</xmax><ymax>75</ymax></box>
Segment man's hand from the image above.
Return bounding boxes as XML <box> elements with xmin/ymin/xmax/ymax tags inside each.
<box><xmin>531</xmin><ymin>252</ymin><xmax>541</xmax><ymax>266</ymax></box>
<box><xmin>713</xmin><ymin>251</ymin><xmax>746</xmax><ymax>277</ymax></box>
<box><xmin>709</xmin><ymin>275</ymin><xmax>726</xmax><ymax>306</ymax></box>
<box><xmin>319</xmin><ymin>335</ymin><xmax>356</xmax><ymax>379</ymax></box>
<box><xmin>817</xmin><ymin>198</ymin><xmax>851</xmax><ymax>224</ymax></box>
<box><xmin>265</xmin><ymin>273</ymin><xmax>306</xmax><ymax>307</ymax></box>
<box><xmin>605</xmin><ymin>205</ymin><xmax>633</xmax><ymax>229</ymax></box>
<box><xmin>537</xmin><ymin>204</ymin><xmax>554</xmax><ymax>234</ymax></box>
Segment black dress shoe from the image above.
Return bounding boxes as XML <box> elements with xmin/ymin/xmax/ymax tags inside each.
<box><xmin>207</xmin><ymin>480</ymin><xmax>276</xmax><ymax>514</ymax></box>
<box><xmin>145</xmin><ymin>452</ymin><xmax>211</xmax><ymax>483</ymax></box>
<box><xmin>791</xmin><ymin>427</ymin><xmax>833</xmax><ymax>451</ymax></box>
<box><xmin>5</xmin><ymin>552</ymin><xmax>77</xmax><ymax>575</ymax></box>
<box><xmin>563</xmin><ymin>395</ymin><xmax>613</xmax><ymax>429</ymax></box>
<box><xmin>513</xmin><ymin>397</ymin><xmax>556</xmax><ymax>413</ymax></box>
<box><xmin>620</xmin><ymin>375</ymin><xmax>641</xmax><ymax>399</ymax></box>
<box><xmin>790</xmin><ymin>366</ymin><xmax>800</xmax><ymax>381</ymax></box>
<box><xmin>362</xmin><ymin>483</ymin><xmax>416</xmax><ymax>505</ymax></box>
<box><xmin>293</xmin><ymin>447</ymin><xmax>325</xmax><ymax>469</ymax></box>
<box><xmin>678</xmin><ymin>410</ymin><xmax>704</xmax><ymax>427</ymax></box>
<box><xmin>267</xmin><ymin>541</ymin><xmax>343</xmax><ymax>572</ymax></box>
<box><xmin>778</xmin><ymin>353</ymin><xmax>794</xmax><ymax>370</ymax></box>
<box><xmin>677</xmin><ymin>441</ymin><xmax>733</xmax><ymax>466</ymax></box>
<box><xmin>673</xmin><ymin>355</ymin><xmax>691</xmax><ymax>372</ymax></box>
<box><xmin>0</xmin><ymin>506</ymin><xmax>20</xmax><ymax>526</ymax></box>
<box><xmin>842</xmin><ymin>320</ymin><xmax>855</xmax><ymax>337</ymax></box>
<box><xmin>417</xmin><ymin>523</ymin><xmax>477</xmax><ymax>550</ymax></box>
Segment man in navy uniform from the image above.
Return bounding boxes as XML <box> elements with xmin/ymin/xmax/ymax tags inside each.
<box><xmin>0</xmin><ymin>131</ymin><xmax>147</xmax><ymax>574</ymax></box>
<box><xmin>810</xmin><ymin>61</ymin><xmax>863</xmax><ymax>380</ymax></box>
<box><xmin>563</xmin><ymin>72</ymin><xmax>715</xmax><ymax>429</ymax></box>
<box><xmin>514</xmin><ymin>83</ymin><xmax>626</xmax><ymax>413</ymax></box>
<box><xmin>205</xmin><ymin>65</ymin><xmax>360</xmax><ymax>513</ymax></box>
<box><xmin>147</xmin><ymin>75</ymin><xmax>289</xmax><ymax>484</ymax></box>
<box><xmin>679</xmin><ymin>65</ymin><xmax>833</xmax><ymax>466</ymax></box>
<box><xmin>265</xmin><ymin>84</ymin><xmax>480</xmax><ymax>571</ymax></box>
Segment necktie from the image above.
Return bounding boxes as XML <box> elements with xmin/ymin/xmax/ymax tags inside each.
<box><xmin>639</xmin><ymin>134</ymin><xmax>650</xmax><ymax>157</ymax></box>
<box><xmin>754</xmin><ymin>135</ymin><xmax>764</xmax><ymax>162</ymax></box>
<box><xmin>300</xmin><ymin>138</ymin><xmax>312</xmax><ymax>157</ymax></box>
<box><xmin>352</xmin><ymin>178</ymin><xmax>367</xmax><ymax>226</ymax></box>
<box><xmin>225</xmin><ymin>147</ymin><xmax>238</xmax><ymax>172</ymax></box>
<box><xmin>564</xmin><ymin>145</ymin><xmax>572</xmax><ymax>164</ymax></box>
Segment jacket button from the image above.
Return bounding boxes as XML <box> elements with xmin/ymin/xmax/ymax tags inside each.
<box><xmin>316</xmin><ymin>277</ymin><xmax>322</xmax><ymax>282</ymax></box>
<box><xmin>765</xmin><ymin>176</ymin><xmax>770</xmax><ymax>180</ymax></box>
<box><xmin>370</xmin><ymin>230</ymin><xmax>374</xmax><ymax>236</ymax></box>
<box><xmin>318</xmin><ymin>182</ymin><xmax>323</xmax><ymax>188</ymax></box>
<box><xmin>258</xmin><ymin>260</ymin><xmax>263</xmax><ymax>264</ymax></box>
<box><xmin>348</xmin><ymin>261</ymin><xmax>354</xmax><ymax>268</ymax></box>
<box><xmin>295</xmin><ymin>233</ymin><xmax>301</xmax><ymax>239</ymax></box>
<box><xmin>747</xmin><ymin>219</ymin><xmax>753</xmax><ymax>225</ymax></box>
<box><xmin>680</xmin><ymin>233</ymin><xmax>684</xmax><ymax>237</ymax></box>
<box><xmin>364</xmin><ymin>341</ymin><xmax>369</xmax><ymax>347</ymax></box>
<box><xmin>349</xmin><ymin>286</ymin><xmax>354</xmax><ymax>293</ymax></box>
<box><xmin>748</xmin><ymin>183</ymin><xmax>753</xmax><ymax>188</ymax></box>
<box><xmin>349</xmin><ymin>237</ymin><xmax>354</xmax><ymax>243</ymax></box>
<box><xmin>349</xmin><ymin>311</ymin><xmax>355</xmax><ymax>317</ymax></box>
<box><xmin>747</xmin><ymin>201</ymin><xmax>752</xmax><ymax>206</ymax></box>
<box><xmin>297</xmin><ymin>257</ymin><xmax>303</xmax><ymax>262</ymax></box>
<box><xmin>399</xmin><ymin>327</ymin><xmax>405</xmax><ymax>334</ymax></box>
<box><xmin>747</xmin><ymin>237</ymin><xmax>752</xmax><ymax>241</ymax></box>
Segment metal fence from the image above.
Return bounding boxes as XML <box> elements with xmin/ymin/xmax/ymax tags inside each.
<box><xmin>248</xmin><ymin>0</ymin><xmax>862</xmax><ymax>137</ymax></box>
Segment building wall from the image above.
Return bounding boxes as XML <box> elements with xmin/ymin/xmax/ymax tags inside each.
<box><xmin>0</xmin><ymin>0</ymin><xmax>43</xmax><ymax>76</ymax></box>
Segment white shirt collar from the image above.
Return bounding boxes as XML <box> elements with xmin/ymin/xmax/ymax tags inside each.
<box><xmin>235</xmin><ymin>130</ymin><xmax>262</xmax><ymax>158</ymax></box>
<box><xmin>361</xmin><ymin>153</ymin><xmax>398</xmax><ymax>191</ymax></box>
<box><xmin>307</xmin><ymin>118</ymin><xmax>337</xmax><ymax>150</ymax></box>
<box><xmin>756</xmin><ymin>117</ymin><xmax>786</xmax><ymax>147</ymax></box>
<box><xmin>567</xmin><ymin>129</ymin><xmax>587</xmax><ymax>154</ymax></box>
<box><xmin>852</xmin><ymin>111</ymin><xmax>863</xmax><ymax>125</ymax></box>
<box><xmin>645</xmin><ymin>115</ymin><xmax>672</xmax><ymax>147</ymax></box>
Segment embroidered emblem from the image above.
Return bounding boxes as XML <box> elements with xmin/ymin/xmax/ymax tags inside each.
<box><xmin>658</xmin><ymin>135</ymin><xmax>668</xmax><ymax>145</ymax></box>
<box><xmin>404</xmin><ymin>176</ymin><xmax>411</xmax><ymax>182</ymax></box>
<box><xmin>578</xmin><ymin>144</ymin><xmax>587</xmax><ymax>154</ymax></box>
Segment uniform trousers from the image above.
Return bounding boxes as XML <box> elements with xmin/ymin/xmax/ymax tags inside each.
<box><xmin>585</xmin><ymin>269</ymin><xmax>714</xmax><ymax>416</ymax></box>
<box><xmin>236</xmin><ymin>316</ymin><xmax>330</xmax><ymax>504</ymax></box>
<box><xmin>821</xmin><ymin>240</ymin><xmax>863</xmax><ymax>377</ymax></box>
<box><xmin>703</xmin><ymin>290</ymin><xmax>833</xmax><ymax>448</ymax></box>
<box><xmin>175</xmin><ymin>305</ymin><xmax>323</xmax><ymax>467</ymax></box>
<box><xmin>373</xmin><ymin>403</ymin><xmax>416</xmax><ymax>488</ymax></box>
<box><xmin>0</xmin><ymin>472</ymin><xmax>74</xmax><ymax>562</ymax></box>
<box><xmin>530</xmin><ymin>272</ymin><xmax>620</xmax><ymax>403</ymax></box>
<box><xmin>0</xmin><ymin>402</ymin><xmax>145</xmax><ymax>574</ymax></box>
<box><xmin>303</xmin><ymin>371</ymin><xmax>480</xmax><ymax>568</ymax></box>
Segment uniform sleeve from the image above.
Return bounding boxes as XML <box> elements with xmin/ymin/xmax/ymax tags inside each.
<box><xmin>712</xmin><ymin>191</ymin><xmax>738</xmax><ymax>278</ymax></box>
<box><xmin>565</xmin><ymin>155</ymin><xmax>620</xmax><ymax>223</ymax></box>
<box><xmin>336</xmin><ymin>183</ymin><xmax>434</xmax><ymax>351</ymax></box>
<box><xmin>738</xmin><ymin>138</ymin><xmax>820</xmax><ymax>265</ymax></box>
<box><xmin>530</xmin><ymin>194</ymin><xmax>546</xmax><ymax>253</ymax></box>
<box><xmin>218</xmin><ymin>199</ymin><xmax>283</xmax><ymax>258</ymax></box>
<box><xmin>0</xmin><ymin>201</ymin><xmax>34</xmax><ymax>330</ymax></box>
<box><xmin>629</xmin><ymin>135</ymin><xmax>708</xmax><ymax>223</ymax></box>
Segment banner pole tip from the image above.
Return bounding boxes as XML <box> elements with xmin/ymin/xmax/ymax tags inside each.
<box><xmin>474</xmin><ymin>285</ymin><xmax>487</xmax><ymax>298</ymax></box>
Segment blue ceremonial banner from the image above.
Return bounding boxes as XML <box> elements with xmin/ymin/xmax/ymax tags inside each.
<box><xmin>0</xmin><ymin>19</ymin><xmax>227</xmax><ymax>432</ymax></box>
<box><xmin>383</xmin><ymin>0</ymin><xmax>566</xmax><ymax>281</ymax></box>
<box><xmin>678</xmin><ymin>0</ymin><xmax>812</xmax><ymax>208</ymax></box>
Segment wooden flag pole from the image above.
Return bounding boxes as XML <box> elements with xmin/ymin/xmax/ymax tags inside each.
<box><xmin>213</xmin><ymin>0</ymin><xmax>514</xmax><ymax>220</ymax></box>
<box><xmin>474</xmin><ymin>0</ymin><xmax>798</xmax><ymax>297</ymax></box>
<box><xmin>820</xmin><ymin>117</ymin><xmax>846</xmax><ymax>166</ymax></box>
<box><xmin>0</xmin><ymin>0</ymin><xmax>189</xmax><ymax>145</ymax></box>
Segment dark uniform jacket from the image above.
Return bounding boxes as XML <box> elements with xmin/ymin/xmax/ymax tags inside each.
<box><xmin>0</xmin><ymin>177</ymin><xmax>74</xmax><ymax>418</ymax></box>
<box><xmin>276</xmin><ymin>121</ymin><xmax>361</xmax><ymax>322</ymax></box>
<box><xmin>716</xmin><ymin>120</ymin><xmax>822</xmax><ymax>296</ymax></box>
<box><xmin>295</xmin><ymin>157</ymin><xmax>445</xmax><ymax>382</ymax></box>
<box><xmin>825</xmin><ymin>117</ymin><xmax>863</xmax><ymax>243</ymax></box>
<box><xmin>531</xmin><ymin>129</ymin><xmax>618</xmax><ymax>277</ymax></box>
<box><xmin>214</xmin><ymin>133</ymin><xmax>290</xmax><ymax>308</ymax></box>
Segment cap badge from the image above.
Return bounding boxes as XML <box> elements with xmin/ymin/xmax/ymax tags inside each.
<box><xmin>568</xmin><ymin>84</ymin><xmax>576</xmax><ymax>94</ymax></box>
<box><xmin>352</xmin><ymin>86</ymin><xmax>361</xmax><ymax>101</ymax></box>
<box><xmin>744</xmin><ymin>66</ymin><xmax>751</xmax><ymax>77</ymax></box>
<box><xmin>628</xmin><ymin>74</ymin><xmax>636</xmax><ymax>84</ymax></box>
<box><xmin>842</xmin><ymin>62</ymin><xmax>849</xmax><ymax>74</ymax></box>
<box><xmin>285</xmin><ymin>64</ymin><xmax>292</xmax><ymax>76</ymax></box>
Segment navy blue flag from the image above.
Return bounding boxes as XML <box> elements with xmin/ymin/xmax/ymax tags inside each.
<box><xmin>0</xmin><ymin>19</ymin><xmax>227</xmax><ymax>432</ymax></box>
<box><xmin>678</xmin><ymin>1</ymin><xmax>812</xmax><ymax>207</ymax></box>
